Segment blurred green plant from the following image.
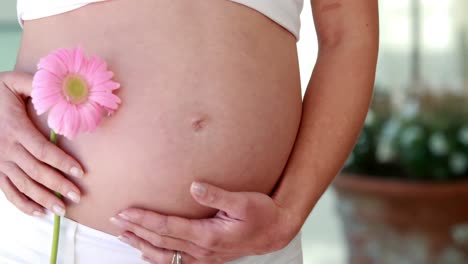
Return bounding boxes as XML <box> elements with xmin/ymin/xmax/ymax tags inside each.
<box><xmin>343</xmin><ymin>89</ymin><xmax>468</xmax><ymax>181</ymax></box>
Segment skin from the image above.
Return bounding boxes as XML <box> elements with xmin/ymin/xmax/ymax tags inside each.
<box><xmin>0</xmin><ymin>71</ymin><xmax>84</xmax><ymax>217</ymax></box>
<box><xmin>0</xmin><ymin>0</ymin><xmax>378</xmax><ymax>263</ymax></box>
<box><xmin>1</xmin><ymin>0</ymin><xmax>300</xmax><ymax>248</ymax></box>
<box><xmin>14</xmin><ymin>0</ymin><xmax>302</xmax><ymax>237</ymax></box>
<box><xmin>111</xmin><ymin>0</ymin><xmax>379</xmax><ymax>263</ymax></box>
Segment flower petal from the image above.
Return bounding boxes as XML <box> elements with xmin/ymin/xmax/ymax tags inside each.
<box><xmin>31</xmin><ymin>85</ymin><xmax>62</xmax><ymax>100</ymax></box>
<box><xmin>79</xmin><ymin>102</ymin><xmax>102</xmax><ymax>133</ymax></box>
<box><xmin>61</xmin><ymin>105</ymin><xmax>81</xmax><ymax>139</ymax></box>
<box><xmin>85</xmin><ymin>56</ymin><xmax>107</xmax><ymax>77</ymax></box>
<box><xmin>90</xmin><ymin>71</ymin><xmax>114</xmax><ymax>86</ymax></box>
<box><xmin>69</xmin><ymin>106</ymin><xmax>81</xmax><ymax>139</ymax></box>
<box><xmin>61</xmin><ymin>110</ymin><xmax>73</xmax><ymax>138</ymax></box>
<box><xmin>31</xmin><ymin>69</ymin><xmax>64</xmax><ymax>115</ymax></box>
<box><xmin>89</xmin><ymin>92</ymin><xmax>121</xmax><ymax>111</ymax></box>
<box><xmin>78</xmin><ymin>107</ymin><xmax>89</xmax><ymax>132</ymax></box>
<box><xmin>37</xmin><ymin>54</ymin><xmax>68</xmax><ymax>77</ymax></box>
<box><xmin>73</xmin><ymin>46</ymin><xmax>87</xmax><ymax>74</ymax></box>
<box><xmin>55</xmin><ymin>48</ymin><xmax>77</xmax><ymax>73</ymax></box>
<box><xmin>32</xmin><ymin>69</ymin><xmax>63</xmax><ymax>87</ymax></box>
<box><xmin>93</xmin><ymin>81</ymin><xmax>120</xmax><ymax>92</ymax></box>
<box><xmin>31</xmin><ymin>92</ymin><xmax>62</xmax><ymax>115</ymax></box>
<box><xmin>47</xmin><ymin>101</ymin><xmax>70</xmax><ymax>135</ymax></box>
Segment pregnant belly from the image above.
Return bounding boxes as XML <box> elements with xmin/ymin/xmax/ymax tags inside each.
<box><xmin>16</xmin><ymin>0</ymin><xmax>302</xmax><ymax>235</ymax></box>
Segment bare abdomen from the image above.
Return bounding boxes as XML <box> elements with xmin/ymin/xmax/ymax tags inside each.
<box><xmin>16</xmin><ymin>0</ymin><xmax>302</xmax><ymax>235</ymax></box>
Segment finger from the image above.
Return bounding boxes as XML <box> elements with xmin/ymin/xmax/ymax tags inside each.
<box><xmin>0</xmin><ymin>172</ymin><xmax>44</xmax><ymax>216</ymax></box>
<box><xmin>110</xmin><ymin>216</ymin><xmax>214</xmax><ymax>258</ymax></box>
<box><xmin>117</xmin><ymin>208</ymin><xmax>198</xmax><ymax>238</ymax></box>
<box><xmin>0</xmin><ymin>162</ymin><xmax>66</xmax><ymax>216</ymax></box>
<box><xmin>140</xmin><ymin>255</ymin><xmax>153</xmax><ymax>264</ymax></box>
<box><xmin>140</xmin><ymin>255</ymin><xmax>154</xmax><ymax>264</ymax></box>
<box><xmin>2</xmin><ymin>71</ymin><xmax>33</xmax><ymax>96</ymax></box>
<box><xmin>13</xmin><ymin>144</ymin><xmax>81</xmax><ymax>203</ymax></box>
<box><xmin>117</xmin><ymin>208</ymin><xmax>227</xmax><ymax>250</ymax></box>
<box><xmin>16</xmin><ymin>120</ymin><xmax>84</xmax><ymax>178</ymax></box>
<box><xmin>118</xmin><ymin>232</ymin><xmax>197</xmax><ymax>264</ymax></box>
<box><xmin>190</xmin><ymin>182</ymin><xmax>249</xmax><ymax>219</ymax></box>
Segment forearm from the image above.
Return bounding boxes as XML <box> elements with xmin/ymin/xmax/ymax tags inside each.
<box><xmin>272</xmin><ymin>1</ymin><xmax>379</xmax><ymax>233</ymax></box>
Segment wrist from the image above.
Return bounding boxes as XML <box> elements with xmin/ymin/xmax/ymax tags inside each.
<box><xmin>273</xmin><ymin>198</ymin><xmax>307</xmax><ymax>250</ymax></box>
<box><xmin>272</xmin><ymin>180</ymin><xmax>313</xmax><ymax>233</ymax></box>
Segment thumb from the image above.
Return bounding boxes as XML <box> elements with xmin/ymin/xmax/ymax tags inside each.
<box><xmin>190</xmin><ymin>182</ymin><xmax>246</xmax><ymax>219</ymax></box>
<box><xmin>3</xmin><ymin>71</ymin><xmax>34</xmax><ymax>97</ymax></box>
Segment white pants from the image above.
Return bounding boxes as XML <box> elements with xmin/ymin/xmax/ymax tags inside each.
<box><xmin>0</xmin><ymin>194</ymin><xmax>303</xmax><ymax>264</ymax></box>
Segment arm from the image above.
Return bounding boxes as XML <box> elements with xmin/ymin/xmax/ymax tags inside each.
<box><xmin>272</xmin><ymin>0</ymin><xmax>379</xmax><ymax>234</ymax></box>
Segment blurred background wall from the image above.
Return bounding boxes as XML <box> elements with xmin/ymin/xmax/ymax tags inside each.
<box><xmin>0</xmin><ymin>0</ymin><xmax>21</xmax><ymax>71</ymax></box>
<box><xmin>377</xmin><ymin>0</ymin><xmax>468</xmax><ymax>95</ymax></box>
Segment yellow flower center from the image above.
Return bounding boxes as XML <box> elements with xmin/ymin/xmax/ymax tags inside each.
<box><xmin>63</xmin><ymin>75</ymin><xmax>89</xmax><ymax>104</ymax></box>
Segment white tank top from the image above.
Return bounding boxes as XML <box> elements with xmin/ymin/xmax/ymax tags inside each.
<box><xmin>16</xmin><ymin>0</ymin><xmax>304</xmax><ymax>40</ymax></box>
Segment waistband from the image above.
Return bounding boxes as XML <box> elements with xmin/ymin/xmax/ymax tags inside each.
<box><xmin>0</xmin><ymin>193</ymin><xmax>302</xmax><ymax>263</ymax></box>
<box><xmin>17</xmin><ymin>0</ymin><xmax>303</xmax><ymax>40</ymax></box>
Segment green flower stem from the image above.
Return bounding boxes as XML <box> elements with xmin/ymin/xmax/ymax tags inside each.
<box><xmin>49</xmin><ymin>130</ymin><xmax>62</xmax><ymax>264</ymax></box>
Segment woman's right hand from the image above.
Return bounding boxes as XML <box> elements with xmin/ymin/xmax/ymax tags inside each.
<box><xmin>0</xmin><ymin>71</ymin><xmax>84</xmax><ymax>217</ymax></box>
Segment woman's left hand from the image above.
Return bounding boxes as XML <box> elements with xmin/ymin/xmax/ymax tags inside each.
<box><xmin>110</xmin><ymin>182</ymin><xmax>300</xmax><ymax>264</ymax></box>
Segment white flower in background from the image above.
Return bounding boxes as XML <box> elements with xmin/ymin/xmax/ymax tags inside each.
<box><xmin>458</xmin><ymin>125</ymin><xmax>468</xmax><ymax>146</ymax></box>
<box><xmin>400</xmin><ymin>125</ymin><xmax>424</xmax><ymax>147</ymax></box>
<box><xmin>428</xmin><ymin>132</ymin><xmax>449</xmax><ymax>156</ymax></box>
<box><xmin>449</xmin><ymin>152</ymin><xmax>468</xmax><ymax>175</ymax></box>
<box><xmin>400</xmin><ymin>100</ymin><xmax>420</xmax><ymax>121</ymax></box>
<box><xmin>377</xmin><ymin>139</ymin><xmax>395</xmax><ymax>163</ymax></box>
<box><xmin>377</xmin><ymin>119</ymin><xmax>401</xmax><ymax>163</ymax></box>
<box><xmin>382</xmin><ymin>118</ymin><xmax>401</xmax><ymax>138</ymax></box>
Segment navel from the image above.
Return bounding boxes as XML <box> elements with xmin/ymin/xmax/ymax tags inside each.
<box><xmin>191</xmin><ymin>115</ymin><xmax>209</xmax><ymax>132</ymax></box>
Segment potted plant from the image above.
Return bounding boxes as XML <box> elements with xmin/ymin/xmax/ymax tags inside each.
<box><xmin>334</xmin><ymin>89</ymin><xmax>468</xmax><ymax>264</ymax></box>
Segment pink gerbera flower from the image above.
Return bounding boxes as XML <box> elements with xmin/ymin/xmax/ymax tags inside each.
<box><xmin>31</xmin><ymin>46</ymin><xmax>121</xmax><ymax>139</ymax></box>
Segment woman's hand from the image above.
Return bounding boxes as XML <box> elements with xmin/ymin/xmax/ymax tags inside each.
<box><xmin>111</xmin><ymin>182</ymin><xmax>300</xmax><ymax>264</ymax></box>
<box><xmin>0</xmin><ymin>71</ymin><xmax>84</xmax><ymax>217</ymax></box>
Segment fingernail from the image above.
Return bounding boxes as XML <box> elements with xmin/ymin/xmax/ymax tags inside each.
<box><xmin>141</xmin><ymin>255</ymin><xmax>151</xmax><ymax>262</ymax></box>
<box><xmin>110</xmin><ymin>217</ymin><xmax>126</xmax><ymax>227</ymax></box>
<box><xmin>33</xmin><ymin>210</ymin><xmax>44</xmax><ymax>217</ymax></box>
<box><xmin>52</xmin><ymin>205</ymin><xmax>65</xmax><ymax>216</ymax></box>
<box><xmin>191</xmin><ymin>182</ymin><xmax>206</xmax><ymax>196</ymax></box>
<box><xmin>118</xmin><ymin>213</ymin><xmax>130</xmax><ymax>221</ymax></box>
<box><xmin>118</xmin><ymin>235</ymin><xmax>130</xmax><ymax>244</ymax></box>
<box><xmin>70</xmin><ymin>167</ymin><xmax>84</xmax><ymax>178</ymax></box>
<box><xmin>67</xmin><ymin>191</ymin><xmax>81</xmax><ymax>203</ymax></box>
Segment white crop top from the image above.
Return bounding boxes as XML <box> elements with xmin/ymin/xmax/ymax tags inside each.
<box><xmin>17</xmin><ymin>0</ymin><xmax>304</xmax><ymax>40</ymax></box>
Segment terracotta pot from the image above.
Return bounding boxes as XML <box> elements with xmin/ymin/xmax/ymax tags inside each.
<box><xmin>333</xmin><ymin>173</ymin><xmax>468</xmax><ymax>264</ymax></box>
